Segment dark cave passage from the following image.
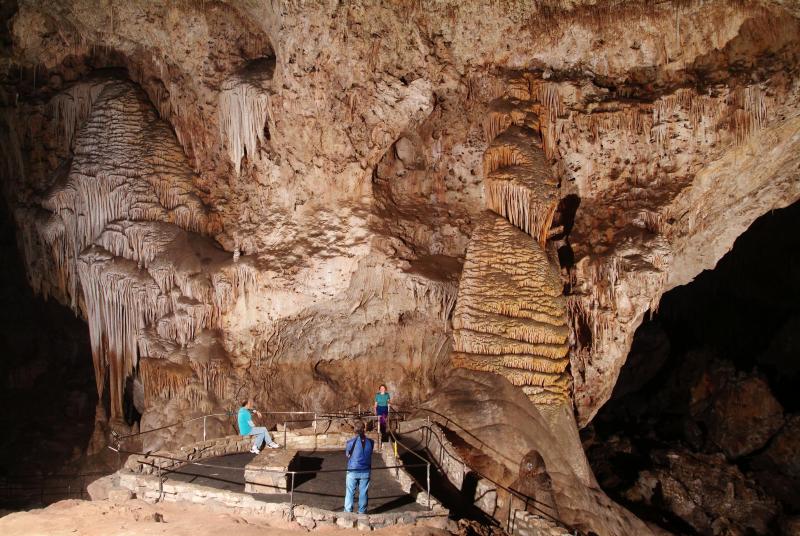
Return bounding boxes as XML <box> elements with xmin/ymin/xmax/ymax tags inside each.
<box><xmin>585</xmin><ymin>201</ymin><xmax>800</xmax><ymax>535</ymax></box>
<box><xmin>0</xmin><ymin>200</ymin><xmax>98</xmax><ymax>498</ymax></box>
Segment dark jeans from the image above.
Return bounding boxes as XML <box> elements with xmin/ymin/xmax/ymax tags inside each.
<box><xmin>376</xmin><ymin>405</ymin><xmax>388</xmax><ymax>432</ymax></box>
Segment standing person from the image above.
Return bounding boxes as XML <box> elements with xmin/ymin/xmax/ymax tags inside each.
<box><xmin>374</xmin><ymin>384</ymin><xmax>391</xmax><ymax>435</ymax></box>
<box><xmin>238</xmin><ymin>398</ymin><xmax>279</xmax><ymax>453</ymax></box>
<box><xmin>344</xmin><ymin>419</ymin><xmax>374</xmax><ymax>514</ymax></box>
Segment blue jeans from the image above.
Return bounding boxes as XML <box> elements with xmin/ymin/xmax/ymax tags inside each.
<box><xmin>344</xmin><ymin>471</ymin><xmax>370</xmax><ymax>513</ymax></box>
<box><xmin>249</xmin><ymin>427</ymin><xmax>273</xmax><ymax>450</ymax></box>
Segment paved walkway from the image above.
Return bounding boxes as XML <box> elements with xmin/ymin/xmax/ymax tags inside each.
<box><xmin>167</xmin><ymin>450</ymin><xmax>424</xmax><ymax>514</ymax></box>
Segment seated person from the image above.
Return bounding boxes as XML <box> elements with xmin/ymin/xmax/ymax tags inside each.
<box><xmin>238</xmin><ymin>398</ymin><xmax>279</xmax><ymax>453</ymax></box>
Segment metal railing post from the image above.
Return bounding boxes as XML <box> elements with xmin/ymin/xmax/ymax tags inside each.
<box><xmin>157</xmin><ymin>464</ymin><xmax>163</xmax><ymax>503</ymax></box>
<box><xmin>426</xmin><ymin>463</ymin><xmax>431</xmax><ymax>510</ymax></box>
<box><xmin>506</xmin><ymin>494</ymin><xmax>513</xmax><ymax>532</ymax></box>
<box><xmin>313</xmin><ymin>413</ymin><xmax>317</xmax><ymax>434</ymax></box>
<box><xmin>203</xmin><ymin>416</ymin><xmax>207</xmax><ymax>442</ymax></box>
<box><xmin>283</xmin><ymin>421</ymin><xmax>287</xmax><ymax>449</ymax></box>
<box><xmin>289</xmin><ymin>471</ymin><xmax>295</xmax><ymax>520</ymax></box>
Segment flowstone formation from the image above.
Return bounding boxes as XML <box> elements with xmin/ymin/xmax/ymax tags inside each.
<box><xmin>15</xmin><ymin>77</ymin><xmax>253</xmax><ymax>421</ymax></box>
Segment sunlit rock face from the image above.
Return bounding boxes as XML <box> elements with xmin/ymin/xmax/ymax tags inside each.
<box><xmin>2</xmin><ymin>0</ymin><xmax>800</xmax><ymax>442</ymax></box>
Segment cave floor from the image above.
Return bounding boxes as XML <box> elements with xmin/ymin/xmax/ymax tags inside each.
<box><xmin>166</xmin><ymin>450</ymin><xmax>425</xmax><ymax>514</ymax></box>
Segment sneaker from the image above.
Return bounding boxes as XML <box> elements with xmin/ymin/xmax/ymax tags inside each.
<box><xmin>267</xmin><ymin>442</ymin><xmax>280</xmax><ymax>449</ymax></box>
<box><xmin>249</xmin><ymin>446</ymin><xmax>260</xmax><ymax>454</ymax></box>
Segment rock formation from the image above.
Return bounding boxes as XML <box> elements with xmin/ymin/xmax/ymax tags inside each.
<box><xmin>2</xmin><ymin>0</ymin><xmax>800</xmax><ymax>533</ymax></box>
<box><xmin>451</xmin><ymin>214</ymin><xmax>571</xmax><ymax>405</ymax></box>
<box><xmin>450</xmin><ymin>75</ymin><xmax>571</xmax><ymax>406</ymax></box>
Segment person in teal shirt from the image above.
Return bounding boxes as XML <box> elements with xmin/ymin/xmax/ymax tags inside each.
<box><xmin>374</xmin><ymin>384</ymin><xmax>390</xmax><ymax>434</ymax></box>
<box><xmin>238</xmin><ymin>398</ymin><xmax>279</xmax><ymax>453</ymax></box>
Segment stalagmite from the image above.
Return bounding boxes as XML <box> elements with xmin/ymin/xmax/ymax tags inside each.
<box><xmin>451</xmin><ymin>214</ymin><xmax>571</xmax><ymax>405</ymax></box>
<box><xmin>448</xmin><ymin>72</ymin><xmax>573</xmax><ymax>405</ymax></box>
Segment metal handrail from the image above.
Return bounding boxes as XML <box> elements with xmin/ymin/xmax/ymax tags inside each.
<box><xmin>0</xmin><ymin>471</ymin><xmax>109</xmax><ymax>507</ymax></box>
<box><xmin>113</xmin><ymin>408</ymin><xmax>407</xmax><ymax>442</ymax></box>
<box><xmin>129</xmin><ymin>449</ymin><xmax>428</xmax><ymax>476</ymax></box>
<box><xmin>114</xmin><ymin>412</ymin><xmax>234</xmax><ymax>440</ymax></box>
<box><xmin>395</xmin><ymin>406</ymin><xmax>518</xmax><ymax>466</ymax></box>
<box><xmin>388</xmin><ymin>413</ymin><xmax>585</xmax><ymax>536</ymax></box>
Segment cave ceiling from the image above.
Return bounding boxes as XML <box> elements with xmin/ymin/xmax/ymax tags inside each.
<box><xmin>1</xmin><ymin>0</ymin><xmax>799</xmax><ymax>427</ymax></box>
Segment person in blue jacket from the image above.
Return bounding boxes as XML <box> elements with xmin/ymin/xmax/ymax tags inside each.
<box><xmin>344</xmin><ymin>419</ymin><xmax>374</xmax><ymax>514</ymax></box>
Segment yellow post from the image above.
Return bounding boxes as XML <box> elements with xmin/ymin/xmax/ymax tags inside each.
<box><xmin>393</xmin><ymin>440</ymin><xmax>398</xmax><ymax>458</ymax></box>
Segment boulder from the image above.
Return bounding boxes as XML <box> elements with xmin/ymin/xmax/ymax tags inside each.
<box><xmin>780</xmin><ymin>515</ymin><xmax>800</xmax><ymax>536</ymax></box>
<box><xmin>758</xmin><ymin>414</ymin><xmax>800</xmax><ymax>478</ymax></box>
<box><xmin>706</xmin><ymin>376</ymin><xmax>783</xmax><ymax>459</ymax></box>
<box><xmin>86</xmin><ymin>474</ymin><xmax>116</xmax><ymax>501</ymax></box>
<box><xmin>108</xmin><ymin>488</ymin><xmax>134</xmax><ymax>504</ymax></box>
<box><xmin>750</xmin><ymin>414</ymin><xmax>800</xmax><ymax>510</ymax></box>
<box><xmin>625</xmin><ymin>448</ymin><xmax>778</xmax><ymax>535</ymax></box>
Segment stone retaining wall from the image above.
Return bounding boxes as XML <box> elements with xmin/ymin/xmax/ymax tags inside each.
<box><xmin>376</xmin><ymin>444</ymin><xmax>444</xmax><ymax>510</ymax></box>
<box><xmin>124</xmin><ymin>434</ymin><xmax>252</xmax><ymax>475</ymax></box>
<box><xmin>116</xmin><ymin>471</ymin><xmax>449</xmax><ymax>531</ymax></box>
<box><xmin>244</xmin><ymin>448</ymin><xmax>297</xmax><ymax>493</ymax></box>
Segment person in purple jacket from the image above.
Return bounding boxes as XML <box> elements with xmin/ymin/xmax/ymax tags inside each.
<box><xmin>343</xmin><ymin>419</ymin><xmax>374</xmax><ymax>514</ymax></box>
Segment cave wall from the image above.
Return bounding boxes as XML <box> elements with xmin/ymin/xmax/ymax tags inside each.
<box><xmin>1</xmin><ymin>0</ymin><xmax>799</xmax><ymax>444</ymax></box>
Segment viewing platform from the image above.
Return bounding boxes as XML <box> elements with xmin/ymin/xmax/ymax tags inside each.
<box><xmin>110</xmin><ymin>421</ymin><xmax>447</xmax><ymax>531</ymax></box>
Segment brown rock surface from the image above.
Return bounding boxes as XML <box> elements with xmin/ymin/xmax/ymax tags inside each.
<box><xmin>625</xmin><ymin>448</ymin><xmax>779</xmax><ymax>536</ymax></box>
<box><xmin>2</xmin><ymin>0</ymin><xmax>799</xmax><ymax>428</ymax></box>
<box><xmin>706</xmin><ymin>376</ymin><xmax>784</xmax><ymax>459</ymax></box>
<box><xmin>759</xmin><ymin>414</ymin><xmax>800</xmax><ymax>479</ymax></box>
<box><xmin>422</xmin><ymin>368</ymin><xmax>655</xmax><ymax>536</ymax></box>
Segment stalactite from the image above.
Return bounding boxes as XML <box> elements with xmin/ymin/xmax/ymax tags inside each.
<box><xmin>47</xmin><ymin>80</ymin><xmax>107</xmax><ymax>152</ymax></box>
<box><xmin>218</xmin><ymin>70</ymin><xmax>272</xmax><ymax>175</ymax></box>
<box><xmin>17</xmin><ymin>79</ymin><xmax>261</xmax><ymax>419</ymax></box>
<box><xmin>0</xmin><ymin>107</ymin><xmax>24</xmax><ymax>188</ymax></box>
<box><xmin>140</xmin><ymin>357</ymin><xmax>194</xmax><ymax>404</ymax></box>
<box><xmin>483</xmin><ymin>125</ymin><xmax>558</xmax><ymax>244</ymax></box>
<box><xmin>505</xmin><ymin>76</ymin><xmax>531</xmax><ymax>101</ymax></box>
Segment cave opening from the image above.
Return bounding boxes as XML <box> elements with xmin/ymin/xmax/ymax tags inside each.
<box><xmin>0</xmin><ymin>197</ymin><xmax>99</xmax><ymax>499</ymax></box>
<box><xmin>585</xmin><ymin>200</ymin><xmax>800</xmax><ymax>535</ymax></box>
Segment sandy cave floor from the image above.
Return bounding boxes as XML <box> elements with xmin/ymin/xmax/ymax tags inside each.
<box><xmin>0</xmin><ymin>498</ymin><xmax>448</xmax><ymax>536</ymax></box>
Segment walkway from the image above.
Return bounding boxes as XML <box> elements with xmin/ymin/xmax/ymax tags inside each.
<box><xmin>166</xmin><ymin>450</ymin><xmax>424</xmax><ymax>514</ymax></box>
